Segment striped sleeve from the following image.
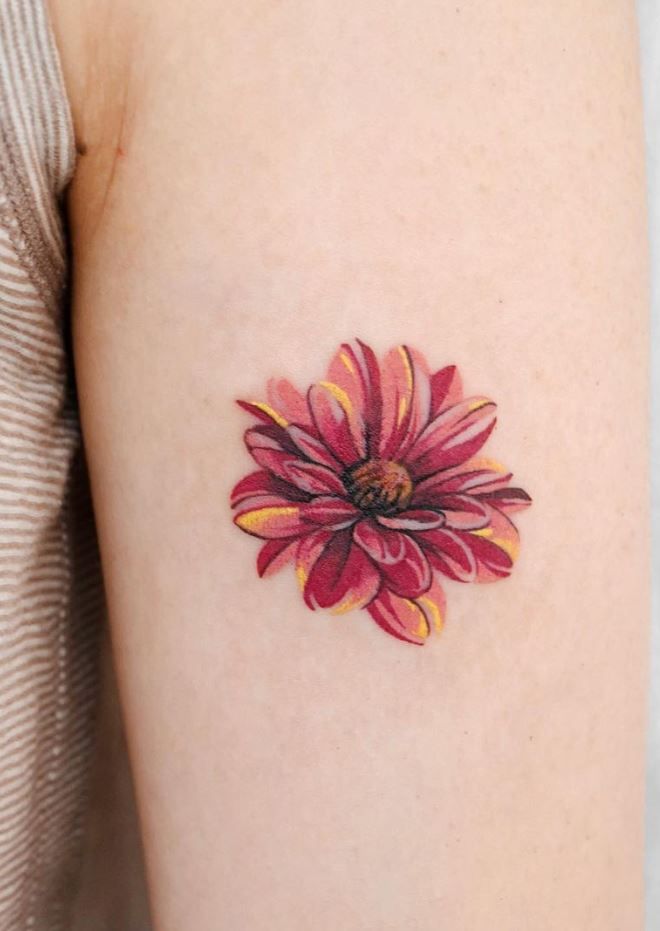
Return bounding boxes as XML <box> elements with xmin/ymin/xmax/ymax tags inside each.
<box><xmin>0</xmin><ymin>2</ymin><xmax>104</xmax><ymax>929</ymax></box>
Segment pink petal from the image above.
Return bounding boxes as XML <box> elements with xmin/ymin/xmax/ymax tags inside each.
<box><xmin>248</xmin><ymin>445</ymin><xmax>346</xmax><ymax>497</ymax></box>
<box><xmin>301</xmin><ymin>496</ymin><xmax>362</xmax><ymax>530</ymax></box>
<box><xmin>244</xmin><ymin>424</ymin><xmax>298</xmax><ymax>459</ymax></box>
<box><xmin>462</xmin><ymin>534</ymin><xmax>513</xmax><ymax>580</ymax></box>
<box><xmin>366</xmin><ymin>590</ymin><xmax>431</xmax><ymax>645</ymax></box>
<box><xmin>283</xmin><ymin>461</ymin><xmax>347</xmax><ymax>496</ymax></box>
<box><xmin>476</xmin><ymin>487</ymin><xmax>532</xmax><ymax>513</ymax></box>
<box><xmin>458</xmin><ymin>509</ymin><xmax>519</xmax><ymax>582</ymax></box>
<box><xmin>412</xmin><ymin>456</ymin><xmax>512</xmax><ymax>502</ymax></box>
<box><xmin>287</xmin><ymin>424</ymin><xmax>344</xmax><ymax>472</ymax></box>
<box><xmin>353</xmin><ymin>520</ymin><xmax>431</xmax><ymax>598</ymax></box>
<box><xmin>257</xmin><ymin>538</ymin><xmax>298</xmax><ymax>576</ymax></box>
<box><xmin>295</xmin><ymin>529</ymin><xmax>334</xmax><ymax>590</ymax></box>
<box><xmin>234</xmin><ymin>497</ymin><xmax>310</xmax><ymax>539</ymax></box>
<box><xmin>405</xmin><ymin>397</ymin><xmax>497</xmax><ymax>477</ymax></box>
<box><xmin>415</xmin><ymin>577</ymin><xmax>447</xmax><ymax>634</ymax></box>
<box><xmin>327</xmin><ymin>339</ymin><xmax>383</xmax><ymax>457</ymax></box>
<box><xmin>430</xmin><ymin>365</ymin><xmax>462</xmax><ymax>417</ymax></box>
<box><xmin>234</xmin><ymin>496</ymin><xmax>359</xmax><ymax>539</ymax></box>
<box><xmin>376</xmin><ymin>509</ymin><xmax>445</xmax><ymax>531</ymax></box>
<box><xmin>304</xmin><ymin>531</ymin><xmax>381</xmax><ymax>613</ymax></box>
<box><xmin>379</xmin><ymin>345</ymin><xmax>432</xmax><ymax>459</ymax></box>
<box><xmin>230</xmin><ymin>470</ymin><xmax>307</xmax><ymax>507</ymax></box>
<box><xmin>308</xmin><ymin>381</ymin><xmax>366</xmax><ymax>466</ymax></box>
<box><xmin>429</xmin><ymin>494</ymin><xmax>491</xmax><ymax>531</ymax></box>
<box><xmin>266</xmin><ymin>378</ymin><xmax>311</xmax><ymax>426</ymax></box>
<box><xmin>417</xmin><ymin>527</ymin><xmax>477</xmax><ymax>582</ymax></box>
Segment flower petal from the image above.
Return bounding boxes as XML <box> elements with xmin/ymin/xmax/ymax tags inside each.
<box><xmin>287</xmin><ymin>424</ymin><xmax>344</xmax><ymax>472</ymax></box>
<box><xmin>429</xmin><ymin>494</ymin><xmax>491</xmax><ymax>531</ymax></box>
<box><xmin>283</xmin><ymin>461</ymin><xmax>347</xmax><ymax>496</ymax></box>
<box><xmin>230</xmin><ymin>470</ymin><xmax>308</xmax><ymax>507</ymax></box>
<box><xmin>244</xmin><ymin>423</ymin><xmax>349</xmax><ymax>496</ymax></box>
<box><xmin>304</xmin><ymin>530</ymin><xmax>381</xmax><ymax>612</ymax></box>
<box><xmin>405</xmin><ymin>397</ymin><xmax>497</xmax><ymax>477</ymax></box>
<box><xmin>248</xmin><ymin>446</ymin><xmax>346</xmax><ymax>497</ymax></box>
<box><xmin>353</xmin><ymin>520</ymin><xmax>431</xmax><ymax>598</ymax></box>
<box><xmin>417</xmin><ymin>527</ymin><xmax>477</xmax><ymax>582</ymax></box>
<box><xmin>379</xmin><ymin>345</ymin><xmax>432</xmax><ymax>459</ymax></box>
<box><xmin>295</xmin><ymin>529</ymin><xmax>334</xmax><ymax>591</ymax></box>
<box><xmin>415</xmin><ymin>577</ymin><xmax>447</xmax><ymax>634</ymax></box>
<box><xmin>235</xmin><ymin>496</ymin><xmax>359</xmax><ymax>539</ymax></box>
<box><xmin>430</xmin><ymin>365</ymin><xmax>462</xmax><ymax>417</ymax></box>
<box><xmin>257</xmin><ymin>538</ymin><xmax>298</xmax><ymax>576</ymax></box>
<box><xmin>301</xmin><ymin>497</ymin><xmax>362</xmax><ymax>530</ymax></box>
<box><xmin>244</xmin><ymin>423</ymin><xmax>298</xmax><ymax>458</ymax></box>
<box><xmin>236</xmin><ymin>399</ymin><xmax>289</xmax><ymax>428</ymax></box>
<box><xmin>412</xmin><ymin>456</ymin><xmax>512</xmax><ymax>503</ymax></box>
<box><xmin>266</xmin><ymin>378</ymin><xmax>311</xmax><ymax>426</ymax></box>
<box><xmin>366</xmin><ymin>589</ymin><xmax>431</xmax><ymax>645</ymax></box>
<box><xmin>459</xmin><ymin>508</ymin><xmax>519</xmax><ymax>581</ymax></box>
<box><xmin>476</xmin><ymin>487</ymin><xmax>532</xmax><ymax>513</ymax></box>
<box><xmin>308</xmin><ymin>381</ymin><xmax>366</xmax><ymax>465</ymax></box>
<box><xmin>327</xmin><ymin>339</ymin><xmax>383</xmax><ymax>457</ymax></box>
<box><xmin>234</xmin><ymin>498</ymin><xmax>309</xmax><ymax>539</ymax></box>
<box><xmin>376</xmin><ymin>509</ymin><xmax>445</xmax><ymax>531</ymax></box>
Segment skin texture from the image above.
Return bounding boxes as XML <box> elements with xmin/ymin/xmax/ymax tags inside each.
<box><xmin>50</xmin><ymin>1</ymin><xmax>649</xmax><ymax>928</ymax></box>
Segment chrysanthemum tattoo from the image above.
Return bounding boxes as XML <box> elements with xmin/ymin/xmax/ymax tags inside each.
<box><xmin>230</xmin><ymin>339</ymin><xmax>531</xmax><ymax>645</ymax></box>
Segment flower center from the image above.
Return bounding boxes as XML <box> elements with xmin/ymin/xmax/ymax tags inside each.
<box><xmin>344</xmin><ymin>459</ymin><xmax>413</xmax><ymax>514</ymax></box>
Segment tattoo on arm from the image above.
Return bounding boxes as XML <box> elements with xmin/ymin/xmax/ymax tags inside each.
<box><xmin>230</xmin><ymin>338</ymin><xmax>531</xmax><ymax>645</ymax></box>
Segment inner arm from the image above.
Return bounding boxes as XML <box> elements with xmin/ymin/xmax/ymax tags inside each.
<box><xmin>55</xmin><ymin>1</ymin><xmax>649</xmax><ymax>928</ymax></box>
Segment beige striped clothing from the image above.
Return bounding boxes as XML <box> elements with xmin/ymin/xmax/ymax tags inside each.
<box><xmin>0</xmin><ymin>0</ymin><xmax>107</xmax><ymax>926</ymax></box>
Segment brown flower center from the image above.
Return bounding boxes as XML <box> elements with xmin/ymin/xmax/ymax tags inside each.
<box><xmin>344</xmin><ymin>459</ymin><xmax>413</xmax><ymax>514</ymax></box>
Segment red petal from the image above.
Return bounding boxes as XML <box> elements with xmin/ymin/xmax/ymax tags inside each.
<box><xmin>295</xmin><ymin>529</ymin><xmax>334</xmax><ymax>591</ymax></box>
<box><xmin>412</xmin><ymin>456</ymin><xmax>512</xmax><ymax>503</ymax></box>
<box><xmin>376</xmin><ymin>509</ymin><xmax>445</xmax><ymax>531</ymax></box>
<box><xmin>353</xmin><ymin>520</ymin><xmax>431</xmax><ymax>598</ymax></box>
<box><xmin>430</xmin><ymin>365</ymin><xmax>462</xmax><ymax>417</ymax></box>
<box><xmin>287</xmin><ymin>424</ymin><xmax>344</xmax><ymax>472</ymax></box>
<box><xmin>230</xmin><ymin>470</ymin><xmax>307</xmax><ymax>507</ymax></box>
<box><xmin>417</xmin><ymin>527</ymin><xmax>477</xmax><ymax>582</ymax></box>
<box><xmin>302</xmin><ymin>497</ymin><xmax>362</xmax><ymax>530</ymax></box>
<box><xmin>415</xmin><ymin>577</ymin><xmax>447</xmax><ymax>634</ymax></box>
<box><xmin>236</xmin><ymin>399</ymin><xmax>289</xmax><ymax>428</ymax></box>
<box><xmin>462</xmin><ymin>534</ymin><xmax>513</xmax><ymax>579</ymax></box>
<box><xmin>429</xmin><ymin>494</ymin><xmax>491</xmax><ymax>531</ymax></box>
<box><xmin>283</xmin><ymin>461</ymin><xmax>347</xmax><ymax>496</ymax></box>
<box><xmin>366</xmin><ymin>590</ymin><xmax>431</xmax><ymax>645</ymax></box>
<box><xmin>477</xmin><ymin>487</ymin><xmax>532</xmax><ymax>513</ymax></box>
<box><xmin>304</xmin><ymin>531</ymin><xmax>381</xmax><ymax>612</ymax></box>
<box><xmin>308</xmin><ymin>382</ymin><xmax>366</xmax><ymax>465</ymax></box>
<box><xmin>379</xmin><ymin>345</ymin><xmax>432</xmax><ymax>459</ymax></box>
<box><xmin>458</xmin><ymin>509</ymin><xmax>519</xmax><ymax>581</ymax></box>
<box><xmin>248</xmin><ymin>445</ymin><xmax>345</xmax><ymax>497</ymax></box>
<box><xmin>244</xmin><ymin>424</ymin><xmax>298</xmax><ymax>458</ymax></box>
<box><xmin>327</xmin><ymin>339</ymin><xmax>383</xmax><ymax>457</ymax></box>
<box><xmin>406</xmin><ymin>398</ymin><xmax>497</xmax><ymax>477</ymax></box>
<box><xmin>257</xmin><ymin>538</ymin><xmax>297</xmax><ymax>576</ymax></box>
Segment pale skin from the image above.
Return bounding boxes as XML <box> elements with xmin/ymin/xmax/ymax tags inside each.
<box><xmin>50</xmin><ymin>1</ymin><xmax>649</xmax><ymax>928</ymax></box>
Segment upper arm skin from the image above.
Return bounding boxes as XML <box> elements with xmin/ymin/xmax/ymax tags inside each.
<box><xmin>57</xmin><ymin>2</ymin><xmax>649</xmax><ymax>929</ymax></box>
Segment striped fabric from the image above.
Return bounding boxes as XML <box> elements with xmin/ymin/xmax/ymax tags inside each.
<box><xmin>0</xmin><ymin>1</ymin><xmax>104</xmax><ymax>927</ymax></box>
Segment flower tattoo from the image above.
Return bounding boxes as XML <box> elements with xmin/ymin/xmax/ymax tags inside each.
<box><xmin>230</xmin><ymin>339</ymin><xmax>531</xmax><ymax>645</ymax></box>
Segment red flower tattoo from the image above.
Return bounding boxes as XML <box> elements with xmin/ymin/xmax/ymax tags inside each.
<box><xmin>230</xmin><ymin>339</ymin><xmax>531</xmax><ymax>645</ymax></box>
